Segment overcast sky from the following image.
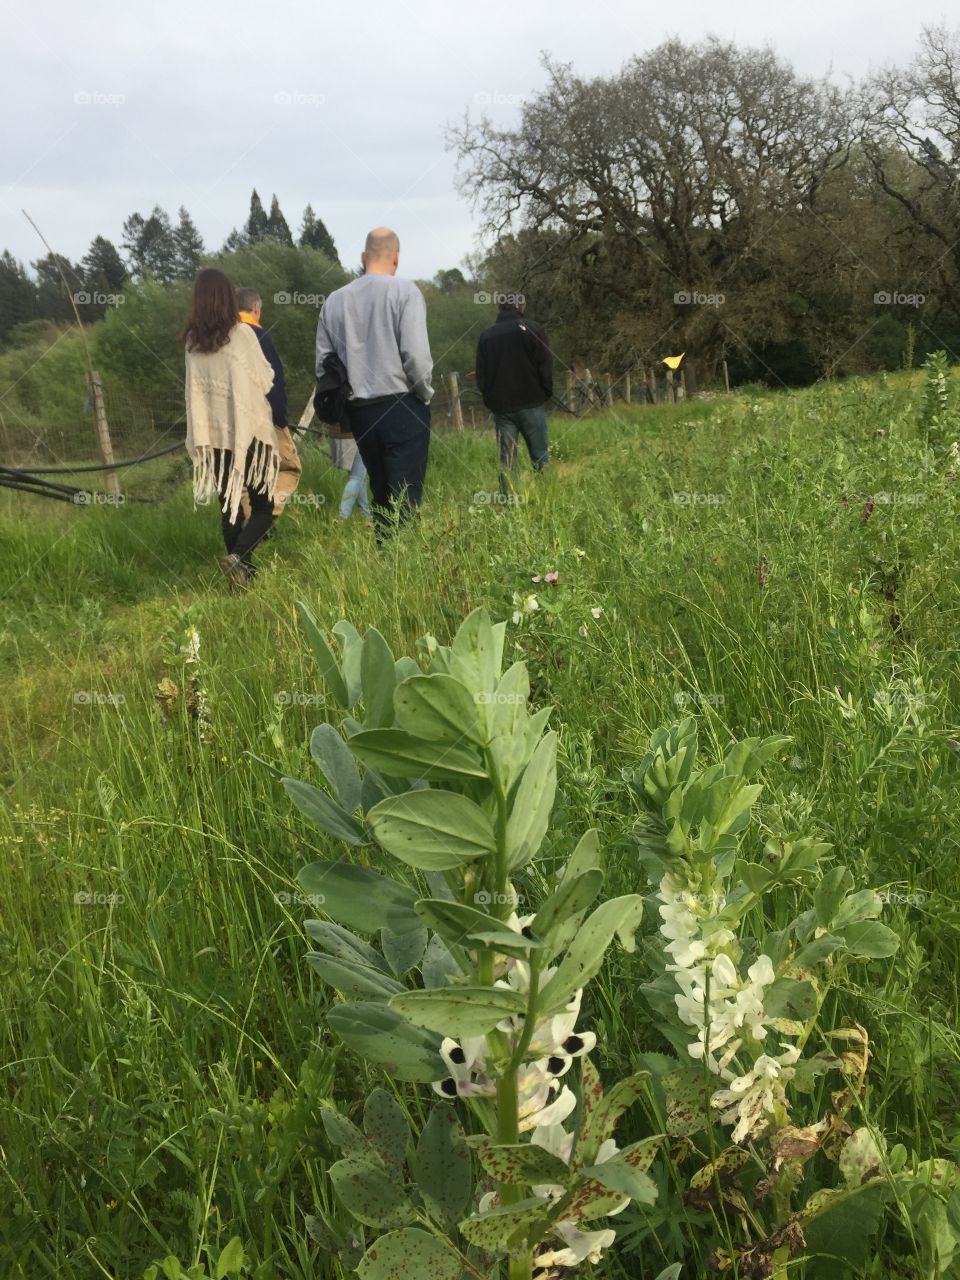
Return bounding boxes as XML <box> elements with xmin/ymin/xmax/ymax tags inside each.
<box><xmin>0</xmin><ymin>0</ymin><xmax>952</xmax><ymax>283</ymax></box>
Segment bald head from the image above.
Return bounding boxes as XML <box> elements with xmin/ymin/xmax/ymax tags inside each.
<box><xmin>362</xmin><ymin>227</ymin><xmax>400</xmax><ymax>275</ymax></box>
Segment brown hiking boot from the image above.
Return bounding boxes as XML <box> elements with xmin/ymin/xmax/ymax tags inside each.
<box><xmin>218</xmin><ymin>553</ymin><xmax>250</xmax><ymax>593</ymax></box>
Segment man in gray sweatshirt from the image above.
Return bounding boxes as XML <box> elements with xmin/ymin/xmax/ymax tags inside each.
<box><xmin>316</xmin><ymin>227</ymin><xmax>433</xmax><ymax>532</ymax></box>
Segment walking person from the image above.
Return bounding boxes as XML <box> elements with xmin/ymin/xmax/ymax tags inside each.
<box><xmin>315</xmin><ymin>227</ymin><xmax>432</xmax><ymax>535</ymax></box>
<box><xmin>327</xmin><ymin>419</ymin><xmax>371</xmax><ymax>521</ymax></box>
<box><xmin>237</xmin><ymin>287</ymin><xmax>303</xmax><ymax>522</ymax></box>
<box><xmin>475</xmin><ymin>295</ymin><xmax>553</xmax><ymax>496</ymax></box>
<box><xmin>183</xmin><ymin>268</ymin><xmax>278</xmax><ymax>590</ymax></box>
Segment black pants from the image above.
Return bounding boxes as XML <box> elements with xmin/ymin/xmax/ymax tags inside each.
<box><xmin>215</xmin><ymin>447</ymin><xmax>274</xmax><ymax>567</ymax></box>
<box><xmin>348</xmin><ymin>394</ymin><xmax>430</xmax><ymax>534</ymax></box>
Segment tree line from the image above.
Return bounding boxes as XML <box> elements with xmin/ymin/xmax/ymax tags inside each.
<box><xmin>451</xmin><ymin>25</ymin><xmax>960</xmax><ymax>387</ymax></box>
<box><xmin>0</xmin><ymin>191</ymin><xmax>339</xmax><ymax>343</ymax></box>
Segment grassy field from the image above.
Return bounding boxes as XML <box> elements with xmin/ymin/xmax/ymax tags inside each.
<box><xmin>1</xmin><ymin>374</ymin><xmax>958</xmax><ymax>1279</ymax></box>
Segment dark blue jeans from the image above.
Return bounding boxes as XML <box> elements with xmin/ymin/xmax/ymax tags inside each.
<box><xmin>495</xmin><ymin>406</ymin><xmax>548</xmax><ymax>494</ymax></box>
<box><xmin>348</xmin><ymin>394</ymin><xmax>431</xmax><ymax>534</ymax></box>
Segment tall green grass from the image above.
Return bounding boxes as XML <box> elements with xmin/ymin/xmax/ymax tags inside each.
<box><xmin>1</xmin><ymin>375</ymin><xmax>958</xmax><ymax>1277</ymax></box>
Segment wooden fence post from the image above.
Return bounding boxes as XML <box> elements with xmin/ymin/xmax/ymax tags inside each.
<box><xmin>566</xmin><ymin>369</ymin><xmax>576</xmax><ymax>411</ymax></box>
<box><xmin>665</xmin><ymin>368</ymin><xmax>675</xmax><ymax>402</ymax></box>
<box><xmin>447</xmin><ymin>373</ymin><xmax>464</xmax><ymax>431</ymax></box>
<box><xmin>647</xmin><ymin>367</ymin><xmax>657</xmax><ymax>403</ymax></box>
<box><xmin>623</xmin><ymin>371</ymin><xmax>631</xmax><ymax>405</ymax></box>
<box><xmin>603</xmin><ymin>373</ymin><xmax>613</xmax><ymax>407</ymax></box>
<box><xmin>88</xmin><ymin>371</ymin><xmax>120</xmax><ymax>496</ymax></box>
<box><xmin>678</xmin><ymin>368</ymin><xmax>687</xmax><ymax>402</ymax></box>
<box><xmin>722</xmin><ymin>359</ymin><xmax>731</xmax><ymax>394</ymax></box>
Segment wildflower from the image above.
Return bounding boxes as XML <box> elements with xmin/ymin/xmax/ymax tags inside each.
<box><xmin>544</xmin><ymin>571</ymin><xmax>559</xmax><ymax>585</ymax></box>
<box><xmin>862</xmin><ymin>497</ymin><xmax>875</xmax><ymax>522</ymax></box>
<box><xmin>533</xmin><ymin>1223</ymin><xmax>617</xmax><ymax>1270</ymax></box>
<box><xmin>574</xmin><ymin>548</ymin><xmax>587</xmax><ymax>559</ymax></box>
<box><xmin>590</xmin><ymin>607</ymin><xmax>603</xmax><ymax>619</ymax></box>
<box><xmin>524</xmin><ymin>595</ymin><xmax>540</xmax><ymax>614</ymax></box>
<box><xmin>578</xmin><ymin>626</ymin><xmax>588</xmax><ymax>638</ymax></box>
<box><xmin>532</xmin><ymin>575</ymin><xmax>542</xmax><ymax>583</ymax></box>
<box><xmin>711</xmin><ymin>1044</ymin><xmax>800</xmax><ymax>1143</ymax></box>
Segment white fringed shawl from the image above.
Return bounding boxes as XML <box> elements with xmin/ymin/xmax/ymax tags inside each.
<box><xmin>185</xmin><ymin>323</ymin><xmax>279</xmax><ymax>523</ymax></box>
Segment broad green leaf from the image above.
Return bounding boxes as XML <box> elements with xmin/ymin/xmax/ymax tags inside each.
<box><xmin>363</xmin><ymin>1089</ymin><xmax>409</xmax><ymax>1177</ymax></box>
<box><xmin>421</xmin><ymin>933</ymin><xmax>462</xmax><ymax>988</ymax></box>
<box><xmin>840</xmin><ymin>1128</ymin><xmax>885</xmax><ymax>1189</ymax></box>
<box><xmin>350</xmin><ymin>728</ymin><xmax>487</xmax><ymax>781</ymax></box>
<box><xmin>458</xmin><ymin>1196</ymin><xmax>552</xmax><ymax>1252</ymax></box>
<box><xmin>561</xmin><ymin>829</ymin><xmax>603</xmax><ymax>883</ymax></box>
<box><xmin>506</xmin><ymin>732</ymin><xmax>558</xmax><ymax>869</ymax></box>
<box><xmin>307</xmin><ymin>953</ymin><xmax>405</xmax><ymax>1000</ymax></box>
<box><xmin>450</xmin><ymin>608</ymin><xmax>500</xmax><ymax>698</ymax></box>
<box><xmin>833</xmin><ymin>890</ymin><xmax>883</xmax><ymax>928</ymax></box>
<box><xmin>794</xmin><ymin>934</ymin><xmax>844</xmax><ymax>967</ymax></box>
<box><xmin>663</xmin><ymin>1066</ymin><xmax>712</xmax><ymax>1137</ymax></box>
<box><xmin>538</xmin><ymin>895</ymin><xmax>645</xmax><ymax>1015</ymax></box>
<box><xmin>473</xmin><ymin>1139</ymin><xmax>572</xmax><ymax>1185</ymax></box>
<box><xmin>837</xmin><ymin>920</ymin><xmax>899</xmax><ymax>959</ymax></box>
<box><xmin>326</xmin><ymin>1002</ymin><xmax>442</xmax><ymax>1082</ymax></box>
<box><xmin>394</xmin><ymin>655</ymin><xmax>421</xmax><ymax>682</ymax></box>
<box><xmin>763</xmin><ymin>977</ymin><xmax>818</xmax><ymax>1021</ymax></box>
<box><xmin>361</xmin><ymin>628</ymin><xmax>397</xmax><ymax>728</ymax></box>
<box><xmin>815</xmin><ymin>866</ymin><xmax>855</xmax><ymax>928</ymax></box>
<box><xmin>329</xmin><ymin>1153</ymin><xmax>413</xmax><ymax>1227</ymax></box>
<box><xmin>356</xmin><ymin>1229</ymin><xmax>462</xmax><ymax>1280</ymax></box>
<box><xmin>310</xmin><ymin>723</ymin><xmax>362</xmax><ymax>812</ymax></box>
<box><xmin>803</xmin><ymin>1184</ymin><xmax>886</xmax><ymax>1279</ymax></box>
<box><xmin>298</xmin><ymin>603</ymin><xmax>349</xmax><ymax>708</ymax></box>
<box><xmin>298</xmin><ymin>861</ymin><xmax>419</xmax><ymax>936</ymax></box>
<box><xmin>215</xmin><ymin>1237</ymin><xmax>245</xmax><ymax>1279</ymax></box>
<box><xmin>332</xmin><ymin>619</ymin><xmax>363</xmax><ymax>707</ymax></box>
<box><xmin>533</xmin><ymin>868</ymin><xmax>604</xmax><ymax>957</ymax></box>
<box><xmin>381</xmin><ymin>918</ymin><xmax>429</xmax><ymax>976</ymax></box>
<box><xmin>394</xmin><ymin>673</ymin><xmax>486</xmax><ymax>745</ymax></box>
<box><xmin>283</xmin><ymin>777</ymin><xmax>369</xmax><ymax>845</ymax></box>
<box><xmin>414</xmin><ymin>898</ymin><xmax>543</xmax><ymax>960</ymax></box>
<box><xmin>390</xmin><ymin>986</ymin><xmax>527</xmax><ymax>1038</ymax></box>
<box><xmin>304</xmin><ymin>920</ymin><xmax>390</xmax><ymax>973</ymax></box>
<box><xmin>414</xmin><ymin>1107</ymin><xmax>472</xmax><ymax>1229</ymax></box>
<box><xmin>320</xmin><ymin>1104</ymin><xmax>371</xmax><ymax>1157</ymax></box>
<box><xmin>577</xmin><ymin>1072</ymin><xmax>651</xmax><ymax>1164</ymax></box>
<box><xmin>580</xmin><ymin>1158</ymin><xmax>657</xmax><ymax>1205</ymax></box>
<box><xmin>368</xmin><ymin>792</ymin><xmax>497</xmax><ymax>870</ymax></box>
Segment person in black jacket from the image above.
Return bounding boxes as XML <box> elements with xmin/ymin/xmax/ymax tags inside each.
<box><xmin>237</xmin><ymin>288</ymin><xmax>302</xmax><ymax>531</ymax></box>
<box><xmin>475</xmin><ymin>295</ymin><xmax>553</xmax><ymax>496</ymax></box>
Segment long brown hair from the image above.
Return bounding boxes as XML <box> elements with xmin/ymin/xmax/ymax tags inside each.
<box><xmin>183</xmin><ymin>268</ymin><xmax>237</xmax><ymax>354</ymax></box>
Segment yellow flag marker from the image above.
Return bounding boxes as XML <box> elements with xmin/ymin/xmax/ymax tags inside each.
<box><xmin>662</xmin><ymin>352</ymin><xmax>685</xmax><ymax>369</ymax></box>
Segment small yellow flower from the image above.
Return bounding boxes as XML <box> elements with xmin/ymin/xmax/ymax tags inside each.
<box><xmin>220</xmin><ymin>756</ymin><xmax>228</xmax><ymax>764</ymax></box>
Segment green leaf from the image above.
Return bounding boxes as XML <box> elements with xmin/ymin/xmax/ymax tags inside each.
<box><xmin>310</xmin><ymin>723</ymin><xmax>362</xmax><ymax>812</ymax></box>
<box><xmin>414</xmin><ymin>1107</ymin><xmax>473</xmax><ymax>1229</ymax></box>
<box><xmin>840</xmin><ymin>1128</ymin><xmax>885</xmax><ymax>1189</ymax></box>
<box><xmin>815</xmin><ymin>866</ymin><xmax>855</xmax><ymax>928</ymax></box>
<box><xmin>361</xmin><ymin>628</ymin><xmax>397</xmax><ymax>728</ymax></box>
<box><xmin>283</xmin><ymin>778</ymin><xmax>369</xmax><ymax>846</ymax></box>
<box><xmin>663</xmin><ymin>1066</ymin><xmax>712</xmax><ymax>1137</ymax></box>
<box><xmin>356</xmin><ymin>1229</ymin><xmax>462</xmax><ymax>1280</ymax></box>
<box><xmin>394</xmin><ymin>673</ymin><xmax>486</xmax><ymax>745</ymax></box>
<box><xmin>561</xmin><ymin>829</ymin><xmax>602</xmax><ymax>883</ymax></box>
<box><xmin>307</xmin><ymin>953</ymin><xmax>405</xmax><ymax>1000</ymax></box>
<box><xmin>349</xmin><ymin>728</ymin><xmax>487</xmax><ymax>781</ymax></box>
<box><xmin>363</xmin><ymin>1089</ymin><xmax>410</xmax><ymax>1178</ymax></box>
<box><xmin>368</xmin><ymin>792</ymin><xmax>497</xmax><ymax>870</ymax></box>
<box><xmin>449</xmin><ymin>608</ymin><xmax>501</xmax><ymax>700</ymax></box>
<box><xmin>458</xmin><ymin>1197</ymin><xmax>551</xmax><ymax>1252</ymax></box>
<box><xmin>326</xmin><ymin>1002</ymin><xmax>442</xmax><ymax>1082</ymax></box>
<box><xmin>577</xmin><ymin>1071</ymin><xmax>651</xmax><ymax>1164</ymax></box>
<box><xmin>538</xmin><ymin>895</ymin><xmax>645</xmax><ymax>1015</ymax></box>
<box><xmin>533</xmin><ymin>868</ymin><xmax>604</xmax><ymax>957</ymax></box>
<box><xmin>332</xmin><ymin>620</ymin><xmax>364</xmax><ymax>707</ymax></box>
<box><xmin>330</xmin><ymin>1153</ymin><xmax>413</xmax><ymax>1227</ymax></box>
<box><xmin>381</xmin><ymin>919</ymin><xmax>429</xmax><ymax>976</ymax></box>
<box><xmin>298</xmin><ymin>603</ymin><xmax>349</xmax><ymax>708</ymax></box>
<box><xmin>837</xmin><ymin>920</ymin><xmax>899</xmax><ymax>959</ymax></box>
<box><xmin>390</xmin><ymin>986</ymin><xmax>527</xmax><ymax>1038</ymax></box>
<box><xmin>473</xmin><ymin>1140</ymin><xmax>572</xmax><ymax>1185</ymax></box>
<box><xmin>304</xmin><ymin>920</ymin><xmax>390</xmax><ymax>972</ymax></box>
<box><xmin>803</xmin><ymin>1184</ymin><xmax>887</xmax><ymax>1279</ymax></box>
<box><xmin>414</xmin><ymin>899</ymin><xmax>543</xmax><ymax>960</ymax></box>
<box><xmin>394</xmin><ymin>655</ymin><xmax>421</xmax><ymax>683</ymax></box>
<box><xmin>215</xmin><ymin>1237</ymin><xmax>245</xmax><ymax>1279</ymax></box>
<box><xmin>794</xmin><ymin>934</ymin><xmax>844</xmax><ymax>967</ymax></box>
<box><xmin>297</xmin><ymin>861</ymin><xmax>419</xmax><ymax>936</ymax></box>
<box><xmin>580</xmin><ymin>1157</ymin><xmax>657</xmax><ymax>1205</ymax></box>
<box><xmin>763</xmin><ymin>977</ymin><xmax>818</xmax><ymax>1020</ymax></box>
<box><xmin>421</xmin><ymin>933</ymin><xmax>462</xmax><ymax>988</ymax></box>
<box><xmin>833</xmin><ymin>890</ymin><xmax>883</xmax><ymax>928</ymax></box>
<box><xmin>506</xmin><ymin>732</ymin><xmax>557</xmax><ymax>869</ymax></box>
<box><xmin>320</xmin><ymin>1104</ymin><xmax>371</xmax><ymax>1157</ymax></box>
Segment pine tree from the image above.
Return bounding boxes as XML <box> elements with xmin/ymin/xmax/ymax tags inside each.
<box><xmin>265</xmin><ymin>194</ymin><xmax>294</xmax><ymax>246</ymax></box>
<box><xmin>222</xmin><ymin>227</ymin><xmax>245</xmax><ymax>253</ymax></box>
<box><xmin>139</xmin><ymin>206</ymin><xmax>178</xmax><ymax>283</ymax></box>
<box><xmin>81</xmin><ymin>236</ymin><xmax>127</xmax><ymax>292</ymax></box>
<box><xmin>298</xmin><ymin>204</ymin><xmax>340</xmax><ymax>263</ymax></box>
<box><xmin>33</xmin><ymin>252</ymin><xmax>83</xmax><ymax>323</ymax></box>
<box><xmin>0</xmin><ymin>250</ymin><xmax>37</xmax><ymax>344</ymax></box>
<box><xmin>244</xmin><ymin>189</ymin><xmax>270</xmax><ymax>243</ymax></box>
<box><xmin>173</xmin><ymin>206</ymin><xmax>205</xmax><ymax>278</ymax></box>
<box><xmin>121</xmin><ymin>211</ymin><xmax>147</xmax><ymax>276</ymax></box>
